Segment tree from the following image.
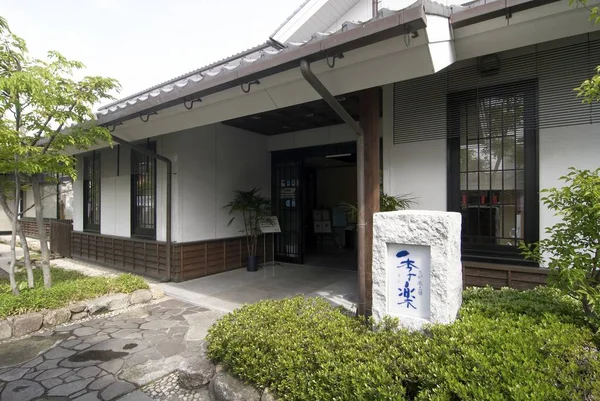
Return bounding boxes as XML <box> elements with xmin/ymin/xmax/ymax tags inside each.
<box><xmin>573</xmin><ymin>0</ymin><xmax>600</xmax><ymax>103</ymax></box>
<box><xmin>0</xmin><ymin>16</ymin><xmax>119</xmax><ymax>289</ymax></box>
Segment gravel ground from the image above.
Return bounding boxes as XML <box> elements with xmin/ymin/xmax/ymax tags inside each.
<box><xmin>141</xmin><ymin>372</ymin><xmax>210</xmax><ymax>401</ymax></box>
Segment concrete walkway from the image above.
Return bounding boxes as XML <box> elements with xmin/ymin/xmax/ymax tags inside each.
<box><xmin>160</xmin><ymin>263</ymin><xmax>358</xmax><ymax>313</ymax></box>
<box><xmin>0</xmin><ymin>299</ymin><xmax>221</xmax><ymax>401</ymax></box>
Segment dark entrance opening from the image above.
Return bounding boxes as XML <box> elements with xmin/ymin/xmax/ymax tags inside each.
<box><xmin>271</xmin><ymin>142</ymin><xmax>357</xmax><ymax>269</ymax></box>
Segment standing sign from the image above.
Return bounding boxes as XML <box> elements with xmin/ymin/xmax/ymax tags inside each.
<box><xmin>387</xmin><ymin>244</ymin><xmax>431</xmax><ymax>320</ymax></box>
<box><xmin>259</xmin><ymin>216</ymin><xmax>281</xmax><ymax>233</ymax></box>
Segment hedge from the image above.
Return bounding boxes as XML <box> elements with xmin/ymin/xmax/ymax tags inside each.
<box><xmin>207</xmin><ymin>287</ymin><xmax>599</xmax><ymax>401</ymax></box>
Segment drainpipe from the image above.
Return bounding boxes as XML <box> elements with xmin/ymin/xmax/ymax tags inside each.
<box><xmin>110</xmin><ymin>134</ymin><xmax>173</xmax><ymax>282</ymax></box>
<box><xmin>300</xmin><ymin>59</ymin><xmax>367</xmax><ymax>316</ymax></box>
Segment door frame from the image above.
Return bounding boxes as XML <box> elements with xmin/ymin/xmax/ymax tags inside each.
<box><xmin>271</xmin><ymin>141</ymin><xmax>357</xmax><ymax>264</ymax></box>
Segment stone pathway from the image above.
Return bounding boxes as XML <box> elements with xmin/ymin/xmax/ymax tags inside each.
<box><xmin>0</xmin><ymin>298</ymin><xmax>223</xmax><ymax>401</ymax></box>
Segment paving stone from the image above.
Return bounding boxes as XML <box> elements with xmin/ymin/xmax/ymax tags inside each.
<box><xmin>37</xmin><ymin>359</ymin><xmax>61</xmax><ymax>370</ymax></box>
<box><xmin>0</xmin><ymin>367</ymin><xmax>29</xmax><ymax>381</ymax></box>
<box><xmin>13</xmin><ymin>313</ymin><xmax>43</xmax><ymax>337</ymax></box>
<box><xmin>1</xmin><ymin>379</ymin><xmax>44</xmax><ymax>401</ymax></box>
<box><xmin>65</xmin><ymin>374</ymin><xmax>83</xmax><ymax>383</ymax></box>
<box><xmin>43</xmin><ymin>308</ymin><xmax>71</xmax><ymax>327</ymax></box>
<box><xmin>41</xmin><ymin>377</ymin><xmax>63</xmax><ymax>389</ymax></box>
<box><xmin>23</xmin><ymin>371</ymin><xmax>39</xmax><ymax>379</ymax></box>
<box><xmin>89</xmin><ymin>374</ymin><xmax>116</xmax><ymax>390</ymax></box>
<box><xmin>47</xmin><ymin>378</ymin><xmax>94</xmax><ymax>397</ymax></box>
<box><xmin>83</xmin><ymin>334</ymin><xmax>111</xmax><ymax>345</ymax></box>
<box><xmin>60</xmin><ymin>370</ymin><xmax>76</xmax><ymax>379</ymax></box>
<box><xmin>99</xmin><ymin>358</ymin><xmax>124</xmax><ymax>375</ymax></box>
<box><xmin>101</xmin><ymin>381</ymin><xmax>136</xmax><ymax>400</ymax></box>
<box><xmin>55</xmin><ymin>323</ymin><xmax>81</xmax><ymax>332</ymax></box>
<box><xmin>73</xmin><ymin>343</ymin><xmax>91</xmax><ymax>351</ymax></box>
<box><xmin>73</xmin><ymin>327</ymin><xmax>100</xmax><ymax>337</ymax></box>
<box><xmin>156</xmin><ymin>340</ymin><xmax>187</xmax><ymax>359</ymax></box>
<box><xmin>36</xmin><ymin>368</ymin><xmax>70</xmax><ymax>381</ymax></box>
<box><xmin>120</xmin><ymin>354</ymin><xmax>186</xmax><ymax>386</ymax></box>
<box><xmin>22</xmin><ymin>356</ymin><xmax>43</xmax><ymax>368</ymax></box>
<box><xmin>73</xmin><ymin>391</ymin><xmax>101</xmax><ymax>400</ymax></box>
<box><xmin>111</xmin><ymin>328</ymin><xmax>140</xmax><ymax>339</ymax></box>
<box><xmin>184</xmin><ymin>311</ymin><xmax>224</xmax><ymax>341</ymax></box>
<box><xmin>44</xmin><ymin>347</ymin><xmax>76</xmax><ymax>360</ymax></box>
<box><xmin>130</xmin><ymin>289</ymin><xmax>153</xmax><ymax>305</ymax></box>
<box><xmin>61</xmin><ymin>339</ymin><xmax>83</xmax><ymax>348</ymax></box>
<box><xmin>139</xmin><ymin>319</ymin><xmax>178</xmax><ymax>330</ymax></box>
<box><xmin>77</xmin><ymin>366</ymin><xmax>101</xmax><ymax>378</ymax></box>
<box><xmin>71</xmin><ymin>389</ymin><xmax>87</xmax><ymax>399</ymax></box>
<box><xmin>119</xmin><ymin>390</ymin><xmax>154</xmax><ymax>401</ymax></box>
<box><xmin>0</xmin><ymin>319</ymin><xmax>12</xmax><ymax>340</ymax></box>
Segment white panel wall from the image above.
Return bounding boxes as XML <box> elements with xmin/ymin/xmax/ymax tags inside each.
<box><xmin>383</xmin><ymin>84</ymin><xmax>447</xmax><ymax>211</ymax></box>
<box><xmin>73</xmin><ymin>157</ymin><xmax>83</xmax><ymax>231</ymax></box>
<box><xmin>23</xmin><ymin>186</ymin><xmax>57</xmax><ymax>219</ymax></box>
<box><xmin>539</xmin><ymin>124</ymin><xmax>600</xmax><ymax>241</ymax></box>
<box><xmin>172</xmin><ymin>124</ymin><xmax>270</xmax><ymax>243</ymax></box>
<box><xmin>267</xmin><ymin>123</ymin><xmax>357</xmax><ymax>151</ymax></box>
<box><xmin>99</xmin><ymin>147</ymin><xmax>131</xmax><ymax>237</ymax></box>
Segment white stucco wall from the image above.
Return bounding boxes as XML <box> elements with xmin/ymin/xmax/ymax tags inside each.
<box><xmin>173</xmin><ymin>124</ymin><xmax>270</xmax><ymax>242</ymax></box>
<box><xmin>23</xmin><ymin>186</ymin><xmax>58</xmax><ymax>219</ymax></box>
<box><xmin>382</xmin><ymin>84</ymin><xmax>447</xmax><ymax>211</ymax></box>
<box><xmin>538</xmin><ymin>124</ymin><xmax>600</xmax><ymax>241</ymax></box>
<box><xmin>0</xmin><ymin>212</ymin><xmax>10</xmax><ymax>233</ymax></box>
<box><xmin>99</xmin><ymin>146</ymin><xmax>132</xmax><ymax>238</ymax></box>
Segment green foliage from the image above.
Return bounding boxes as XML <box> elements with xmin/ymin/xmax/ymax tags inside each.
<box><xmin>521</xmin><ymin>168</ymin><xmax>600</xmax><ymax>333</ymax></box>
<box><xmin>0</xmin><ymin>18</ymin><xmax>119</xmax><ymax>180</ymax></box>
<box><xmin>207</xmin><ymin>291</ymin><xmax>599</xmax><ymax>401</ymax></box>
<box><xmin>0</xmin><ymin>268</ymin><xmax>147</xmax><ymax>318</ymax></box>
<box><xmin>571</xmin><ymin>1</ymin><xmax>600</xmax><ymax>102</ymax></box>
<box><xmin>223</xmin><ymin>188</ymin><xmax>271</xmax><ymax>257</ymax></box>
<box><xmin>342</xmin><ymin>192</ymin><xmax>415</xmax><ymax>224</ymax></box>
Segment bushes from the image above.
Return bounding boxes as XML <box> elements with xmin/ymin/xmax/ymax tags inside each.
<box><xmin>0</xmin><ymin>267</ymin><xmax>148</xmax><ymax>317</ymax></box>
<box><xmin>207</xmin><ymin>289</ymin><xmax>600</xmax><ymax>401</ymax></box>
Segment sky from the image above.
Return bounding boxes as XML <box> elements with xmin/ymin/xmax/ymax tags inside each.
<box><xmin>1</xmin><ymin>0</ymin><xmax>302</xmax><ymax>104</ymax></box>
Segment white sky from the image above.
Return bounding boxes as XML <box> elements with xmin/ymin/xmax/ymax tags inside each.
<box><xmin>2</xmin><ymin>0</ymin><xmax>302</xmax><ymax>105</ymax></box>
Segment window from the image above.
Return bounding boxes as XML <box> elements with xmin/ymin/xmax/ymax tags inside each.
<box><xmin>131</xmin><ymin>143</ymin><xmax>156</xmax><ymax>238</ymax></box>
<box><xmin>448</xmin><ymin>82</ymin><xmax>538</xmax><ymax>262</ymax></box>
<box><xmin>83</xmin><ymin>152</ymin><xmax>100</xmax><ymax>232</ymax></box>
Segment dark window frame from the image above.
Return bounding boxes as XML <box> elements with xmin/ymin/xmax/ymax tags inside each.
<box><xmin>447</xmin><ymin>80</ymin><xmax>539</xmax><ymax>264</ymax></box>
<box><xmin>83</xmin><ymin>151</ymin><xmax>101</xmax><ymax>232</ymax></box>
<box><xmin>131</xmin><ymin>142</ymin><xmax>157</xmax><ymax>239</ymax></box>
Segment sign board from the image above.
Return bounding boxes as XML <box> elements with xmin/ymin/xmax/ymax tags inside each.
<box><xmin>386</xmin><ymin>244</ymin><xmax>431</xmax><ymax>320</ymax></box>
<box><xmin>280</xmin><ymin>188</ymin><xmax>295</xmax><ymax>199</ymax></box>
<box><xmin>259</xmin><ymin>216</ymin><xmax>281</xmax><ymax>234</ymax></box>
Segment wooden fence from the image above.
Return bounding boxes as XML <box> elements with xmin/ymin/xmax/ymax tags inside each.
<box><xmin>463</xmin><ymin>261</ymin><xmax>548</xmax><ymax>290</ymax></box>
<box><xmin>50</xmin><ymin>220</ymin><xmax>73</xmax><ymax>258</ymax></box>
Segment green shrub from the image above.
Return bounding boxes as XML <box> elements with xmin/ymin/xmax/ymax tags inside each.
<box><xmin>0</xmin><ymin>268</ymin><xmax>148</xmax><ymax>317</ymax></box>
<box><xmin>207</xmin><ymin>291</ymin><xmax>600</xmax><ymax>401</ymax></box>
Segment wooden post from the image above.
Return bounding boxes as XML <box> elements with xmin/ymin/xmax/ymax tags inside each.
<box><xmin>360</xmin><ymin>87</ymin><xmax>381</xmax><ymax>316</ymax></box>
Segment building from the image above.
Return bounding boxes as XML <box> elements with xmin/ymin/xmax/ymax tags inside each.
<box><xmin>68</xmin><ymin>0</ymin><xmax>600</xmax><ymax>310</ymax></box>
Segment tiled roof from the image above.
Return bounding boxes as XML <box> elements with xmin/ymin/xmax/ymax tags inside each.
<box><xmin>96</xmin><ymin>1</ymin><xmax>454</xmax><ymax>121</ymax></box>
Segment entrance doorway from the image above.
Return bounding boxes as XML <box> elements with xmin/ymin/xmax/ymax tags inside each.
<box><xmin>271</xmin><ymin>143</ymin><xmax>357</xmax><ymax>270</ymax></box>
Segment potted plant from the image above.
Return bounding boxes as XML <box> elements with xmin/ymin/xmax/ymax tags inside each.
<box><xmin>224</xmin><ymin>188</ymin><xmax>271</xmax><ymax>272</ymax></box>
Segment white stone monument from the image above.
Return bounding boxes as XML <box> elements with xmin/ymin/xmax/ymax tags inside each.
<box><xmin>372</xmin><ymin>210</ymin><xmax>462</xmax><ymax>331</ymax></box>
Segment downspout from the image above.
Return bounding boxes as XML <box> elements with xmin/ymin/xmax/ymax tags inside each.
<box><xmin>110</xmin><ymin>134</ymin><xmax>173</xmax><ymax>282</ymax></box>
<box><xmin>300</xmin><ymin>59</ymin><xmax>367</xmax><ymax>316</ymax></box>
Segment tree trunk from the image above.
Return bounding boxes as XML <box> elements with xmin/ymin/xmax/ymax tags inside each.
<box><xmin>31</xmin><ymin>177</ymin><xmax>52</xmax><ymax>288</ymax></box>
<box><xmin>0</xmin><ymin>182</ymin><xmax>34</xmax><ymax>288</ymax></box>
<box><xmin>8</xmin><ymin>174</ymin><xmax>20</xmax><ymax>295</ymax></box>
<box><xmin>18</xmin><ymin>222</ymin><xmax>34</xmax><ymax>288</ymax></box>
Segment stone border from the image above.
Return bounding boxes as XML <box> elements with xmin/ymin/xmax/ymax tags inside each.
<box><xmin>0</xmin><ymin>284</ymin><xmax>164</xmax><ymax>341</ymax></box>
<box><xmin>175</xmin><ymin>350</ymin><xmax>276</xmax><ymax>401</ymax></box>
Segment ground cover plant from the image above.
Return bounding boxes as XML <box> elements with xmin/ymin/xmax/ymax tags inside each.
<box><xmin>207</xmin><ymin>288</ymin><xmax>599</xmax><ymax>401</ymax></box>
<box><xmin>0</xmin><ymin>267</ymin><xmax>148</xmax><ymax>318</ymax></box>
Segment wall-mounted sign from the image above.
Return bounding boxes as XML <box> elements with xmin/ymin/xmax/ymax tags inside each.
<box><xmin>259</xmin><ymin>216</ymin><xmax>281</xmax><ymax>234</ymax></box>
<box><xmin>386</xmin><ymin>244</ymin><xmax>430</xmax><ymax>320</ymax></box>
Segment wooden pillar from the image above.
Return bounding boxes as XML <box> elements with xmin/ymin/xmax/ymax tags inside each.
<box><xmin>359</xmin><ymin>87</ymin><xmax>380</xmax><ymax>316</ymax></box>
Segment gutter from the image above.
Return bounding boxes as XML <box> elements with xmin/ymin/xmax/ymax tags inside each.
<box><xmin>110</xmin><ymin>135</ymin><xmax>173</xmax><ymax>282</ymax></box>
<box><xmin>300</xmin><ymin>59</ymin><xmax>367</xmax><ymax>316</ymax></box>
<box><xmin>97</xmin><ymin>6</ymin><xmax>427</xmax><ymax>127</ymax></box>
<box><xmin>451</xmin><ymin>0</ymin><xmax>562</xmax><ymax>28</ymax></box>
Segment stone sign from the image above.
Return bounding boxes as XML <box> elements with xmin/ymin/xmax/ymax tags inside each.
<box><xmin>372</xmin><ymin>210</ymin><xmax>462</xmax><ymax>331</ymax></box>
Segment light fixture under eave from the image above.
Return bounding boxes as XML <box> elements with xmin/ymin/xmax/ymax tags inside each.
<box><xmin>325</xmin><ymin>153</ymin><xmax>351</xmax><ymax>159</ymax></box>
<box><xmin>335</xmin><ymin>96</ymin><xmax>346</xmax><ymax>102</ymax></box>
<box><xmin>251</xmin><ymin>116</ymin><xmax>261</xmax><ymax>120</ymax></box>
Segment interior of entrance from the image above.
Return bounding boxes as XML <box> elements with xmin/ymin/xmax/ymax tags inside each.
<box><xmin>303</xmin><ymin>154</ymin><xmax>357</xmax><ymax>270</ymax></box>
